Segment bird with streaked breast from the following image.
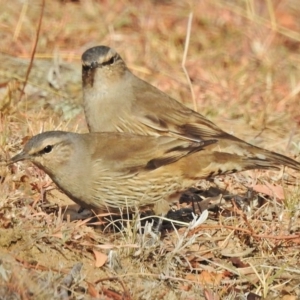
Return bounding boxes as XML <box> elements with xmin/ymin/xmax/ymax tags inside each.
<box><xmin>10</xmin><ymin>131</ymin><xmax>219</xmax><ymax>212</ymax></box>
<box><xmin>81</xmin><ymin>45</ymin><xmax>300</xmax><ymax>174</ymax></box>
<box><xmin>10</xmin><ymin>130</ymin><xmax>299</xmax><ymax>214</ymax></box>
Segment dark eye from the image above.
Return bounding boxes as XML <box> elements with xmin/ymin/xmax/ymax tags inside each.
<box><xmin>43</xmin><ymin>145</ymin><xmax>53</xmax><ymax>153</ymax></box>
<box><xmin>102</xmin><ymin>56</ymin><xmax>115</xmax><ymax>66</ymax></box>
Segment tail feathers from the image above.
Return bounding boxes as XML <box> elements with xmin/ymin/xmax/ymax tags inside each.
<box><xmin>215</xmin><ymin>140</ymin><xmax>300</xmax><ymax>172</ymax></box>
<box><xmin>185</xmin><ymin>150</ymin><xmax>300</xmax><ymax>180</ymax></box>
<box><xmin>251</xmin><ymin>149</ymin><xmax>300</xmax><ymax>172</ymax></box>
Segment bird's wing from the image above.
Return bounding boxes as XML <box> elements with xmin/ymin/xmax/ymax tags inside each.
<box><xmin>132</xmin><ymin>79</ymin><xmax>240</xmax><ymax>142</ymax></box>
<box><xmin>88</xmin><ymin>133</ymin><xmax>216</xmax><ymax>175</ymax></box>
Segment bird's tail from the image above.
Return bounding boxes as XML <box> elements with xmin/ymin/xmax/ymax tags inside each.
<box><xmin>207</xmin><ymin>135</ymin><xmax>300</xmax><ymax>171</ymax></box>
<box><xmin>246</xmin><ymin>148</ymin><xmax>300</xmax><ymax>172</ymax></box>
<box><xmin>180</xmin><ymin>149</ymin><xmax>300</xmax><ymax>180</ymax></box>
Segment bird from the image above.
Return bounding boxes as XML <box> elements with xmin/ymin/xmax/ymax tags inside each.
<box><xmin>81</xmin><ymin>45</ymin><xmax>300</xmax><ymax>173</ymax></box>
<box><xmin>9</xmin><ymin>131</ymin><xmax>299</xmax><ymax>213</ymax></box>
<box><xmin>9</xmin><ymin>131</ymin><xmax>218</xmax><ymax>212</ymax></box>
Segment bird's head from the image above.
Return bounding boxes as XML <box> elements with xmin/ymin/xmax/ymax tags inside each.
<box><xmin>81</xmin><ymin>45</ymin><xmax>127</xmax><ymax>88</ymax></box>
<box><xmin>9</xmin><ymin>131</ymin><xmax>76</xmax><ymax>175</ymax></box>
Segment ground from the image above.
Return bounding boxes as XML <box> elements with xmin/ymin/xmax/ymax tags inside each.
<box><xmin>0</xmin><ymin>0</ymin><xmax>300</xmax><ymax>299</ymax></box>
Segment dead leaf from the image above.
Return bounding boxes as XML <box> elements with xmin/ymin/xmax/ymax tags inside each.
<box><xmin>253</xmin><ymin>184</ymin><xmax>284</xmax><ymax>199</ymax></box>
<box><xmin>87</xmin><ymin>282</ymin><xmax>99</xmax><ymax>297</ymax></box>
<box><xmin>186</xmin><ymin>271</ymin><xmax>224</xmax><ymax>285</ymax></box>
<box><xmin>93</xmin><ymin>249</ymin><xmax>107</xmax><ymax>268</ymax></box>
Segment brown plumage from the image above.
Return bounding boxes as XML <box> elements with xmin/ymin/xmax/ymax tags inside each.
<box><xmin>10</xmin><ymin>131</ymin><xmax>218</xmax><ymax>211</ymax></box>
<box><xmin>81</xmin><ymin>45</ymin><xmax>300</xmax><ymax>173</ymax></box>
<box><xmin>10</xmin><ymin>131</ymin><xmax>298</xmax><ymax>213</ymax></box>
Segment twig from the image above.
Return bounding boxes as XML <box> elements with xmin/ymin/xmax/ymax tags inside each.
<box><xmin>94</xmin><ymin>276</ymin><xmax>131</xmax><ymax>299</ymax></box>
<box><xmin>182</xmin><ymin>12</ymin><xmax>197</xmax><ymax>112</ymax></box>
<box><xmin>19</xmin><ymin>0</ymin><xmax>45</xmax><ymax>102</ymax></box>
<box><xmin>13</xmin><ymin>0</ymin><xmax>29</xmax><ymax>41</ymax></box>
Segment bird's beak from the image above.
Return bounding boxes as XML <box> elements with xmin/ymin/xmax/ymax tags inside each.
<box><xmin>7</xmin><ymin>151</ymin><xmax>28</xmax><ymax>166</ymax></box>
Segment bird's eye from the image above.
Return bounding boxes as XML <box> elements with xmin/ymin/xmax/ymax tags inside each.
<box><xmin>102</xmin><ymin>56</ymin><xmax>115</xmax><ymax>66</ymax></box>
<box><xmin>43</xmin><ymin>145</ymin><xmax>53</xmax><ymax>153</ymax></box>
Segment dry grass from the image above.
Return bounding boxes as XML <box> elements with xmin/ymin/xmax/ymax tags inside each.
<box><xmin>1</xmin><ymin>0</ymin><xmax>300</xmax><ymax>299</ymax></box>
